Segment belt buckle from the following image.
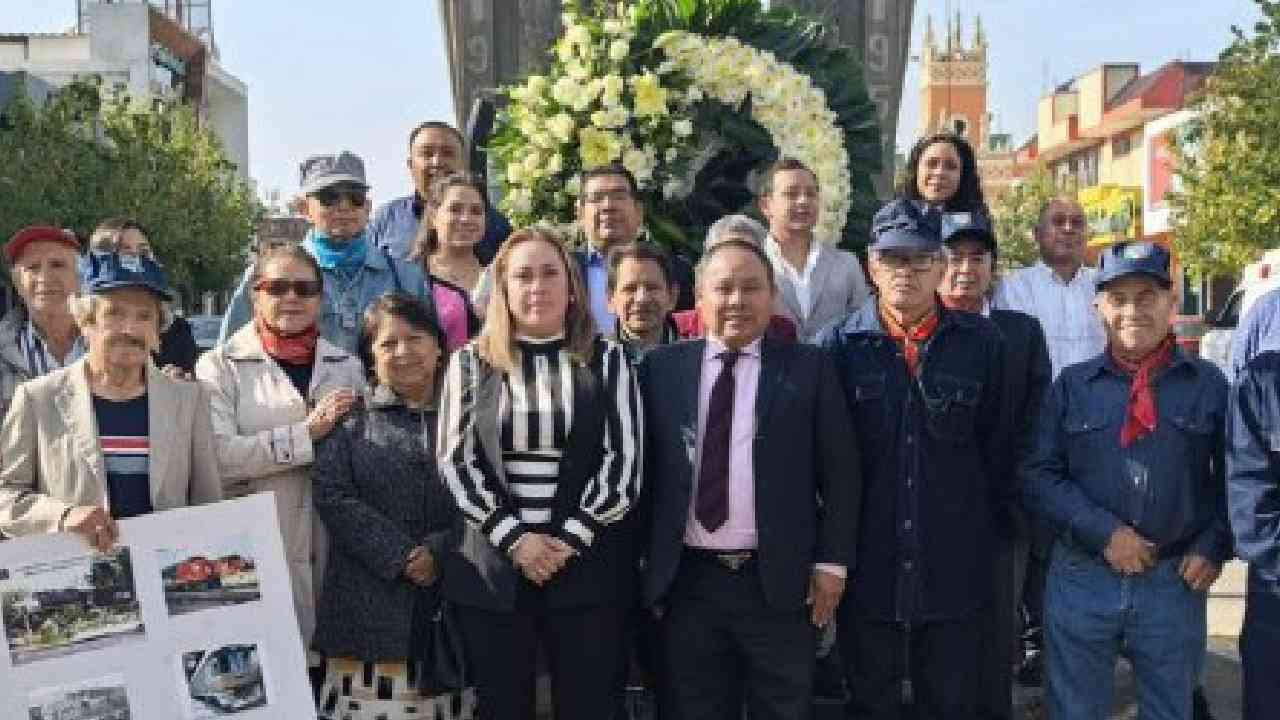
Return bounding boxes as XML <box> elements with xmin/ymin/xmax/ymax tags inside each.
<box><xmin>716</xmin><ymin>552</ymin><xmax>752</xmax><ymax>572</ymax></box>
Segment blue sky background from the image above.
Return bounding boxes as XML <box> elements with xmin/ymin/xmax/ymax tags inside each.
<box><xmin>6</xmin><ymin>1</ymin><xmax>1264</xmax><ymax>204</ymax></box>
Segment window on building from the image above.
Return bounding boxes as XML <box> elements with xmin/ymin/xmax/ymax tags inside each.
<box><xmin>1113</xmin><ymin>134</ymin><xmax>1134</xmax><ymax>158</ymax></box>
<box><xmin>953</xmin><ymin>118</ymin><xmax>968</xmax><ymax>136</ymax></box>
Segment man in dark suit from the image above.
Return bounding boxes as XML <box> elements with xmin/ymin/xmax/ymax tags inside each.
<box><xmin>639</xmin><ymin>238</ymin><xmax>860</xmax><ymax>720</ymax></box>
<box><xmin>574</xmin><ymin>165</ymin><xmax>694</xmax><ymax>334</ymax></box>
<box><xmin>939</xmin><ymin>212</ymin><xmax>1052</xmax><ymax>720</ymax></box>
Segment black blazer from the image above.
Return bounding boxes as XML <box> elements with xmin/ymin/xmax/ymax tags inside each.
<box><xmin>441</xmin><ymin>339</ymin><xmax>638</xmax><ymax>612</ymax></box>
<box><xmin>989</xmin><ymin>308</ymin><xmax>1052</xmax><ymax>540</ymax></box>
<box><xmin>638</xmin><ymin>338</ymin><xmax>860</xmax><ymax>611</ymax></box>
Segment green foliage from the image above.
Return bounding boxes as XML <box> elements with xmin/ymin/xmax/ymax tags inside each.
<box><xmin>0</xmin><ymin>76</ymin><xmax>260</xmax><ymax>299</ymax></box>
<box><xmin>989</xmin><ymin>165</ymin><xmax>1074</xmax><ymax>270</ymax></box>
<box><xmin>1170</xmin><ymin>0</ymin><xmax>1280</xmax><ymax>278</ymax></box>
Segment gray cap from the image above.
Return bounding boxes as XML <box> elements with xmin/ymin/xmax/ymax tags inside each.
<box><xmin>299</xmin><ymin>151</ymin><xmax>369</xmax><ymax>194</ymax></box>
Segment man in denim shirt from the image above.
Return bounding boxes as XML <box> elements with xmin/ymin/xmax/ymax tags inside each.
<box><xmin>1023</xmin><ymin>241</ymin><xmax>1230</xmax><ymax>720</ymax></box>
<box><xmin>220</xmin><ymin>151</ymin><xmax>434</xmax><ymax>353</ymax></box>
<box><xmin>821</xmin><ymin>211</ymin><xmax>1005</xmax><ymax>720</ymax></box>
<box><xmin>1226</xmin><ymin>349</ymin><xmax>1280</xmax><ymax>720</ymax></box>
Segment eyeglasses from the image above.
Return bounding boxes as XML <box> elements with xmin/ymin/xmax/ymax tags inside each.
<box><xmin>943</xmin><ymin>249</ymin><xmax>991</xmax><ymax>268</ymax></box>
<box><xmin>1047</xmin><ymin>213</ymin><xmax>1086</xmax><ymax>230</ymax></box>
<box><xmin>873</xmin><ymin>251</ymin><xmax>939</xmax><ymax>272</ymax></box>
<box><xmin>255</xmin><ymin>279</ymin><xmax>323</xmax><ymax>297</ymax></box>
<box><xmin>583</xmin><ymin>189</ymin><xmax>635</xmax><ymax>205</ymax></box>
<box><xmin>312</xmin><ymin>189</ymin><xmax>367</xmax><ymax>208</ymax></box>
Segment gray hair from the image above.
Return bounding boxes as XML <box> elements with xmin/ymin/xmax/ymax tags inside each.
<box><xmin>705</xmin><ymin>214</ymin><xmax>768</xmax><ymax>249</ymax></box>
<box><xmin>694</xmin><ymin>237</ymin><xmax>776</xmax><ymax>290</ymax></box>
<box><xmin>68</xmin><ymin>292</ymin><xmax>173</xmax><ymax>351</ymax></box>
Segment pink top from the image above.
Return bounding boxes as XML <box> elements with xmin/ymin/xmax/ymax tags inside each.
<box><xmin>431</xmin><ymin>280</ymin><xmax>473</xmax><ymax>353</ymax></box>
<box><xmin>684</xmin><ymin>337</ymin><xmax>761</xmax><ymax>550</ymax></box>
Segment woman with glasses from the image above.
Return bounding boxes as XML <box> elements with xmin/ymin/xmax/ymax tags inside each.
<box><xmin>218</xmin><ymin>151</ymin><xmax>435</xmax><ymax>354</ymax></box>
<box><xmin>409</xmin><ymin>172</ymin><xmax>486</xmax><ymax>351</ymax></box>
<box><xmin>196</xmin><ymin>243</ymin><xmax>366</xmax><ymax>688</ymax></box>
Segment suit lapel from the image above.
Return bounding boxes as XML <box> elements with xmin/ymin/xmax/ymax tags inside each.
<box><xmin>806</xmin><ymin>244</ymin><xmax>835</xmax><ymax>322</ymax></box>
<box><xmin>54</xmin><ymin>361</ymin><xmax>106</xmax><ymax>498</ymax></box>
<box><xmin>754</xmin><ymin>339</ymin><xmax>787</xmax><ymax>432</ymax></box>
<box><xmin>145</xmin><ymin>364</ymin><xmax>172</xmax><ymax>505</ymax></box>
<box><xmin>680</xmin><ymin>340</ymin><xmax>706</xmax><ymax>439</ymax></box>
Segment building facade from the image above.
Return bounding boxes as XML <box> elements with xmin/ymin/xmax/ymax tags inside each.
<box><xmin>0</xmin><ymin>1</ymin><xmax>249</xmax><ymax>179</ymax></box>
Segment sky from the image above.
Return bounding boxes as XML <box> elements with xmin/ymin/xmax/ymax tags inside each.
<box><xmin>5</xmin><ymin>1</ymin><xmax>1265</xmax><ymax>205</ymax></box>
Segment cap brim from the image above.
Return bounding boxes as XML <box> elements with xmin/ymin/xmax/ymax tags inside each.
<box><xmin>302</xmin><ymin>175</ymin><xmax>370</xmax><ymax>194</ymax></box>
<box><xmin>6</xmin><ymin>235</ymin><xmax>81</xmax><ymax>263</ymax></box>
<box><xmin>1095</xmin><ymin>270</ymin><xmax>1172</xmax><ymax>290</ymax></box>
<box><xmin>870</xmin><ymin>232</ymin><xmax>941</xmax><ymax>252</ymax></box>
<box><xmin>90</xmin><ymin>280</ymin><xmax>175</xmax><ymax>302</ymax></box>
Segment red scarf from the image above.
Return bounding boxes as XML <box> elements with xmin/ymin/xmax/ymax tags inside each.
<box><xmin>940</xmin><ymin>293</ymin><xmax>983</xmax><ymax>313</ymax></box>
<box><xmin>1111</xmin><ymin>334</ymin><xmax>1176</xmax><ymax>448</ymax></box>
<box><xmin>880</xmin><ymin>304</ymin><xmax>940</xmax><ymax>377</ymax></box>
<box><xmin>255</xmin><ymin>315</ymin><xmax>318</xmax><ymax>366</ymax></box>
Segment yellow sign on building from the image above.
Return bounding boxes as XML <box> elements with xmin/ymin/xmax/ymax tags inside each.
<box><xmin>1078</xmin><ymin>185</ymin><xmax>1143</xmax><ymax>248</ymax></box>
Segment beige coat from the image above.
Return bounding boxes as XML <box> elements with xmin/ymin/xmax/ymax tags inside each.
<box><xmin>0</xmin><ymin>359</ymin><xmax>222</xmax><ymax>536</ymax></box>
<box><xmin>195</xmin><ymin>325</ymin><xmax>365</xmax><ymax>646</ymax></box>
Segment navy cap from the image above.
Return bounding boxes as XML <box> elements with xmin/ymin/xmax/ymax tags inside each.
<box><xmin>941</xmin><ymin>211</ymin><xmax>996</xmax><ymax>249</ymax></box>
<box><xmin>83</xmin><ymin>251</ymin><xmax>175</xmax><ymax>302</ymax></box>
<box><xmin>1096</xmin><ymin>241</ymin><xmax>1171</xmax><ymax>289</ymax></box>
<box><xmin>869</xmin><ymin>218</ymin><xmax>940</xmax><ymax>252</ymax></box>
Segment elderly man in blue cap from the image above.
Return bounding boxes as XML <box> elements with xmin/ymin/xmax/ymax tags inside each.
<box><xmin>1023</xmin><ymin>241</ymin><xmax>1230</xmax><ymax>720</ymax></box>
<box><xmin>820</xmin><ymin>211</ymin><xmax>1006</xmax><ymax>720</ymax></box>
<box><xmin>0</xmin><ymin>251</ymin><xmax>221</xmax><ymax>550</ymax></box>
<box><xmin>219</xmin><ymin>151</ymin><xmax>434</xmax><ymax>353</ymax></box>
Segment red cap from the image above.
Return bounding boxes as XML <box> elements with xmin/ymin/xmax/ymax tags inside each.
<box><xmin>5</xmin><ymin>226</ymin><xmax>81</xmax><ymax>263</ymax></box>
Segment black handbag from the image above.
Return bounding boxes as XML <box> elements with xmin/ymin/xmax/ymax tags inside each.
<box><xmin>413</xmin><ymin>595</ymin><xmax>468</xmax><ymax>695</ymax></box>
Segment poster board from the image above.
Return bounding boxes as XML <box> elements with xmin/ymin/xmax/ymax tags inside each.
<box><xmin>0</xmin><ymin>493</ymin><xmax>312</xmax><ymax>719</ymax></box>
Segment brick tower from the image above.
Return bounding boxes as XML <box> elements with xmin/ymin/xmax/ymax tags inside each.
<box><xmin>918</xmin><ymin>12</ymin><xmax>989</xmax><ymax>149</ymax></box>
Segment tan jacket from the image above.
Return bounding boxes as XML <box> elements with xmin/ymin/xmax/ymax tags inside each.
<box><xmin>195</xmin><ymin>325</ymin><xmax>365</xmax><ymax>646</ymax></box>
<box><xmin>0</xmin><ymin>359</ymin><xmax>222</xmax><ymax>536</ymax></box>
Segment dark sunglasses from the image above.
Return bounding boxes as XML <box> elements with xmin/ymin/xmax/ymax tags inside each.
<box><xmin>255</xmin><ymin>279</ymin><xmax>324</xmax><ymax>297</ymax></box>
<box><xmin>312</xmin><ymin>189</ymin><xmax>367</xmax><ymax>208</ymax></box>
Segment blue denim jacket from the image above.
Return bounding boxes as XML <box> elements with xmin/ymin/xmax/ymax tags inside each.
<box><xmin>1023</xmin><ymin>349</ymin><xmax>1231</xmax><ymax>565</ymax></box>
<box><xmin>1228</xmin><ymin>349</ymin><xmax>1280</xmax><ymax>584</ymax></box>
<box><xmin>218</xmin><ymin>238</ymin><xmax>433</xmax><ymax>354</ymax></box>
<box><xmin>368</xmin><ymin>193</ymin><xmax>512</xmax><ymax>265</ymax></box>
<box><xmin>1230</xmin><ymin>287</ymin><xmax>1280</xmax><ymax>382</ymax></box>
<box><xmin>820</xmin><ymin>299</ymin><xmax>1006</xmax><ymax>621</ymax></box>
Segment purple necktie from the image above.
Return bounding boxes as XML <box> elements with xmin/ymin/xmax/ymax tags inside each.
<box><xmin>696</xmin><ymin>351</ymin><xmax>739</xmax><ymax>532</ymax></box>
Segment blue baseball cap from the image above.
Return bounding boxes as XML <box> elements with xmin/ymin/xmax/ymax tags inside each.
<box><xmin>941</xmin><ymin>211</ymin><xmax>996</xmax><ymax>250</ymax></box>
<box><xmin>1096</xmin><ymin>241</ymin><xmax>1172</xmax><ymax>289</ymax></box>
<box><xmin>82</xmin><ymin>251</ymin><xmax>175</xmax><ymax>302</ymax></box>
<box><xmin>869</xmin><ymin>217</ymin><xmax>940</xmax><ymax>252</ymax></box>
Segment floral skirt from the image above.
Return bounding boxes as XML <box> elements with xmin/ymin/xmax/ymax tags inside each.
<box><xmin>318</xmin><ymin>656</ymin><xmax>476</xmax><ymax>720</ymax></box>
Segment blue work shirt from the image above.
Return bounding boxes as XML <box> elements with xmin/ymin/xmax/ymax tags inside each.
<box><xmin>1229</xmin><ymin>287</ymin><xmax>1280</xmax><ymax>382</ymax></box>
<box><xmin>820</xmin><ymin>299</ymin><xmax>1006</xmax><ymax>621</ymax></box>
<box><xmin>218</xmin><ymin>235</ymin><xmax>434</xmax><ymax>354</ymax></box>
<box><xmin>1023</xmin><ymin>349</ymin><xmax>1231</xmax><ymax>565</ymax></box>
<box><xmin>1228</xmin><ymin>349</ymin><xmax>1280</xmax><ymax>584</ymax></box>
<box><xmin>368</xmin><ymin>193</ymin><xmax>512</xmax><ymax>265</ymax></box>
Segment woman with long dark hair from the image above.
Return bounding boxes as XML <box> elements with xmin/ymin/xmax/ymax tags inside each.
<box><xmin>874</xmin><ymin>132</ymin><xmax>989</xmax><ymax>238</ymax></box>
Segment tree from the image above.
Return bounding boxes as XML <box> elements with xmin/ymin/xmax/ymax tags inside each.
<box><xmin>989</xmin><ymin>165</ymin><xmax>1074</xmax><ymax>270</ymax></box>
<box><xmin>0</xmin><ymin>76</ymin><xmax>260</xmax><ymax>301</ymax></box>
<box><xmin>1170</xmin><ymin>0</ymin><xmax>1280</xmax><ymax>278</ymax></box>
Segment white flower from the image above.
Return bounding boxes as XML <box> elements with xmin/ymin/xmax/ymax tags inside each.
<box><xmin>566</xmin><ymin>60</ymin><xmax>590</xmax><ymax>81</ymax></box>
<box><xmin>566</xmin><ymin>24</ymin><xmax>591</xmax><ymax>49</ymax></box>
<box><xmin>672</xmin><ymin>119</ymin><xmax>694</xmax><ymax>138</ymax></box>
<box><xmin>609</xmin><ymin>39</ymin><xmax>629</xmax><ymax>62</ymax></box>
<box><xmin>547</xmin><ymin>153</ymin><xmax>564</xmax><ymax>174</ymax></box>
<box><xmin>603</xmin><ymin>19</ymin><xmax>626</xmax><ymax>36</ymax></box>
<box><xmin>548</xmin><ymin>112</ymin><xmax>576</xmax><ymax>144</ymax></box>
<box><xmin>566</xmin><ymin>175</ymin><xmax>582</xmax><ymax>196</ymax></box>
<box><xmin>508</xmin><ymin>188</ymin><xmax>534</xmax><ymax>215</ymax></box>
<box><xmin>622</xmin><ymin>147</ymin><xmax>656</xmax><ymax>183</ymax></box>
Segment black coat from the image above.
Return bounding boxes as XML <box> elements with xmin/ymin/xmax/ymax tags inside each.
<box><xmin>821</xmin><ymin>301</ymin><xmax>1007</xmax><ymax>621</ymax></box>
<box><xmin>638</xmin><ymin>339</ymin><xmax>860</xmax><ymax>611</ymax></box>
<box><xmin>155</xmin><ymin>315</ymin><xmax>198</xmax><ymax>375</ymax></box>
<box><xmin>312</xmin><ymin>386</ymin><xmax>460</xmax><ymax>661</ymax></box>
<box><xmin>988</xmin><ymin>309</ymin><xmax>1052</xmax><ymax>541</ymax></box>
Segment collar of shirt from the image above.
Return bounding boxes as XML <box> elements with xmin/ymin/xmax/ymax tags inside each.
<box><xmin>584</xmin><ymin>243</ymin><xmax>608</xmax><ymax>265</ymax></box>
<box><xmin>703</xmin><ymin>336</ymin><xmax>762</xmax><ymax>363</ymax></box>
<box><xmin>765</xmin><ymin>234</ymin><xmax>820</xmax><ymax>283</ymax></box>
<box><xmin>1035</xmin><ymin>260</ymin><xmax>1096</xmax><ymax>288</ymax></box>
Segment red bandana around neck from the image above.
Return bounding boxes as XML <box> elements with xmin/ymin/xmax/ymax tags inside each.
<box><xmin>879</xmin><ymin>304</ymin><xmax>940</xmax><ymax>377</ymax></box>
<box><xmin>1111</xmin><ymin>334</ymin><xmax>1176</xmax><ymax>448</ymax></box>
<box><xmin>255</xmin><ymin>315</ymin><xmax>319</xmax><ymax>366</ymax></box>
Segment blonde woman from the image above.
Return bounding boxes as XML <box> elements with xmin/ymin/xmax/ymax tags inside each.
<box><xmin>437</xmin><ymin>228</ymin><xmax>643</xmax><ymax>719</ymax></box>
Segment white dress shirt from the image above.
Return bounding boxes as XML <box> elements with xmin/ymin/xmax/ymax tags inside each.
<box><xmin>993</xmin><ymin>261</ymin><xmax>1106</xmax><ymax>378</ymax></box>
<box><xmin>765</xmin><ymin>236</ymin><xmax>821</xmax><ymax>320</ymax></box>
